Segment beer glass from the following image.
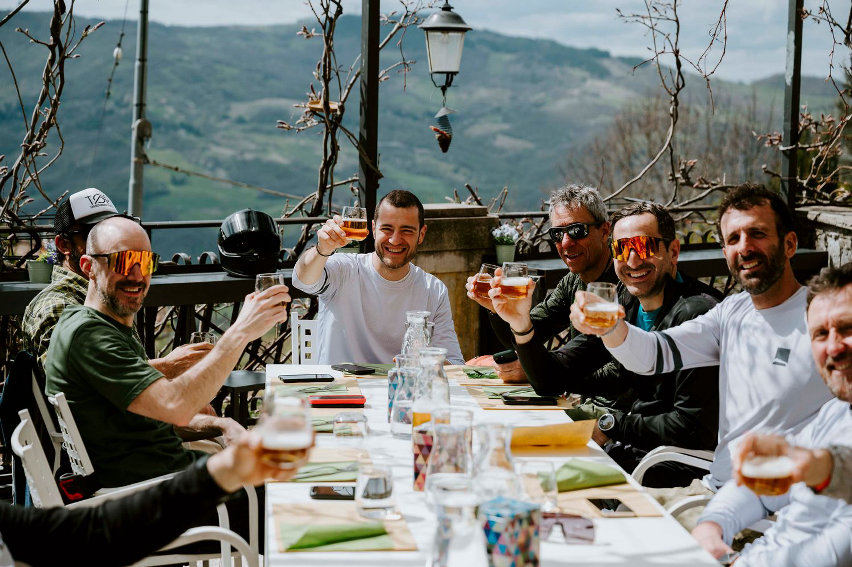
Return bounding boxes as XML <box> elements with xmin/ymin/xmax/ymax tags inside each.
<box><xmin>256</xmin><ymin>272</ymin><xmax>287</xmax><ymax>307</ymax></box>
<box><xmin>500</xmin><ymin>262</ymin><xmax>531</xmax><ymax>299</ymax></box>
<box><xmin>256</xmin><ymin>392</ymin><xmax>312</xmax><ymax>469</ymax></box>
<box><xmin>340</xmin><ymin>206</ymin><xmax>369</xmax><ymax>241</ymax></box>
<box><xmin>583</xmin><ymin>282</ymin><xmax>619</xmax><ymax>329</ymax></box>
<box><xmin>740</xmin><ymin>453</ymin><xmax>795</xmax><ymax>496</ymax></box>
<box><xmin>473</xmin><ymin>263</ymin><xmax>499</xmax><ymax>299</ymax></box>
<box><xmin>189</xmin><ymin>331</ymin><xmax>216</xmax><ymax>345</ymax></box>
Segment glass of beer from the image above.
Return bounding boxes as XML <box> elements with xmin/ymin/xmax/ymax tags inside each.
<box><xmin>473</xmin><ymin>263</ymin><xmax>499</xmax><ymax>299</ymax></box>
<box><xmin>500</xmin><ymin>262</ymin><xmax>531</xmax><ymax>299</ymax></box>
<box><xmin>256</xmin><ymin>272</ymin><xmax>287</xmax><ymax>306</ymax></box>
<box><xmin>341</xmin><ymin>206</ymin><xmax>369</xmax><ymax>241</ymax></box>
<box><xmin>583</xmin><ymin>282</ymin><xmax>619</xmax><ymax>329</ymax></box>
<box><xmin>740</xmin><ymin>454</ymin><xmax>795</xmax><ymax>496</ymax></box>
<box><xmin>257</xmin><ymin>391</ymin><xmax>313</xmax><ymax>469</ymax></box>
<box><xmin>189</xmin><ymin>331</ymin><xmax>216</xmax><ymax>345</ymax></box>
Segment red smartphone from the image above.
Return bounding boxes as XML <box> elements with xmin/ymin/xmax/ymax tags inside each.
<box><xmin>309</xmin><ymin>395</ymin><xmax>366</xmax><ymax>408</ymax></box>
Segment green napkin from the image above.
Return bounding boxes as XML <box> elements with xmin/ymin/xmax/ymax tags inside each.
<box><xmin>279</xmin><ymin>522</ymin><xmax>391</xmax><ymax>551</ymax></box>
<box><xmin>312</xmin><ymin>417</ymin><xmax>334</xmax><ymax>433</ymax></box>
<box><xmin>463</xmin><ymin>366</ymin><xmax>498</xmax><ymax>379</ymax></box>
<box><xmin>481</xmin><ymin>385</ymin><xmax>538</xmax><ymax>399</ymax></box>
<box><xmin>277</xmin><ymin>382</ymin><xmax>348</xmax><ymax>396</ymax></box>
<box><xmin>555</xmin><ymin>460</ymin><xmax>626</xmax><ymax>492</ymax></box>
<box><xmin>291</xmin><ymin>461</ymin><xmax>359</xmax><ymax>482</ymax></box>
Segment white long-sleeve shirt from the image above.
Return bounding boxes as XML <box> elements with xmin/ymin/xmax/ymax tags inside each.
<box><xmin>607</xmin><ymin>287</ymin><xmax>833</xmax><ymax>486</ymax></box>
<box><xmin>698</xmin><ymin>398</ymin><xmax>852</xmax><ymax>567</ymax></box>
<box><xmin>292</xmin><ymin>252</ymin><xmax>464</xmax><ymax>365</ymax></box>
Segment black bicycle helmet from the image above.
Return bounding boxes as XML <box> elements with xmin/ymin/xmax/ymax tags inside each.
<box><xmin>218</xmin><ymin>209</ymin><xmax>280</xmax><ymax>277</ymax></box>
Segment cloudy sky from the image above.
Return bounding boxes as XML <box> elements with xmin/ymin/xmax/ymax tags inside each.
<box><xmin>2</xmin><ymin>0</ymin><xmax>847</xmax><ymax>82</ymax></box>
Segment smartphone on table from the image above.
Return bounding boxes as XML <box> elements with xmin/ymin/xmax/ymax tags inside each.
<box><xmin>501</xmin><ymin>393</ymin><xmax>558</xmax><ymax>406</ymax></box>
<box><xmin>309</xmin><ymin>395</ymin><xmax>366</xmax><ymax>408</ymax></box>
<box><xmin>587</xmin><ymin>497</ymin><xmax>636</xmax><ymax>518</ymax></box>
<box><xmin>331</xmin><ymin>364</ymin><xmax>375</xmax><ymax>375</ymax></box>
<box><xmin>309</xmin><ymin>485</ymin><xmax>355</xmax><ymax>500</ymax></box>
<box><xmin>278</xmin><ymin>373</ymin><xmax>335</xmax><ymax>383</ymax></box>
<box><xmin>492</xmin><ymin>349</ymin><xmax>518</xmax><ymax>364</ymax></box>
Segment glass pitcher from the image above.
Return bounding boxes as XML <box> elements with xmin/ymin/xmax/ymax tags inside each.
<box><xmin>401</xmin><ymin>310</ymin><xmax>431</xmax><ymax>356</ymax></box>
<box><xmin>472</xmin><ymin>423</ymin><xmax>521</xmax><ymax>503</ymax></box>
<box><xmin>417</xmin><ymin>346</ymin><xmax>450</xmax><ymax>406</ymax></box>
<box><xmin>388</xmin><ymin>354</ymin><xmax>418</xmax><ymax>422</ymax></box>
<box><xmin>429</xmin><ymin>476</ymin><xmax>488</xmax><ymax>567</ymax></box>
<box><xmin>425</xmin><ymin>408</ymin><xmax>474</xmax><ymax>497</ymax></box>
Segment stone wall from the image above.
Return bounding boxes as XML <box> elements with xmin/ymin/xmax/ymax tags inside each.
<box><xmin>797</xmin><ymin>206</ymin><xmax>852</xmax><ymax>268</ymax></box>
<box><xmin>412</xmin><ymin>204</ymin><xmax>499</xmax><ymax>360</ymax></box>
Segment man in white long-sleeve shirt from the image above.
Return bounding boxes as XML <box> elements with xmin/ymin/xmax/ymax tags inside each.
<box><xmin>691</xmin><ymin>263</ymin><xmax>852</xmax><ymax>565</ymax></box>
<box><xmin>293</xmin><ymin>190</ymin><xmax>464</xmax><ymax>365</ymax></box>
<box><xmin>571</xmin><ymin>184</ymin><xmax>832</xmax><ymax>490</ymax></box>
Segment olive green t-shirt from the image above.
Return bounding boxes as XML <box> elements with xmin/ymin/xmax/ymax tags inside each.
<box><xmin>45</xmin><ymin>305</ymin><xmax>197</xmax><ymax>487</ymax></box>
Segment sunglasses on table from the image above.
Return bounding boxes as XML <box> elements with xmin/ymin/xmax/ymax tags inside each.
<box><xmin>610</xmin><ymin>235</ymin><xmax>672</xmax><ymax>262</ymax></box>
<box><xmin>546</xmin><ymin>222</ymin><xmax>602</xmax><ymax>242</ymax></box>
<box><xmin>89</xmin><ymin>250</ymin><xmax>160</xmax><ymax>276</ymax></box>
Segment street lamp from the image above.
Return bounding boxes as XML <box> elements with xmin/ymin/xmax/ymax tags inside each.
<box><xmin>419</xmin><ymin>1</ymin><xmax>472</xmax><ymax>95</ymax></box>
<box><xmin>420</xmin><ymin>1</ymin><xmax>471</xmax><ymax>153</ymax></box>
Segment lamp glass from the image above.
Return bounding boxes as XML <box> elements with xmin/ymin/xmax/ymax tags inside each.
<box><xmin>424</xmin><ymin>30</ymin><xmax>466</xmax><ymax>74</ymax></box>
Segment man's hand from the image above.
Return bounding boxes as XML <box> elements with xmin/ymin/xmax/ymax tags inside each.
<box><xmin>591</xmin><ymin>424</ymin><xmax>610</xmax><ymax>447</ymax></box>
<box><xmin>316</xmin><ymin>216</ymin><xmax>351</xmax><ymax>256</ymax></box>
<box><xmin>150</xmin><ymin>342</ymin><xmax>214</xmax><ymax>379</ymax></box>
<box><xmin>494</xmin><ymin>358</ymin><xmax>528</xmax><ymax>384</ymax></box>
<box><xmin>229</xmin><ymin>284</ymin><xmax>291</xmax><ymax>343</ymax></box>
<box><xmin>465</xmin><ymin>274</ymin><xmax>496</xmax><ymax>312</ymax></box>
<box><xmin>691</xmin><ymin>521</ymin><xmax>734</xmax><ymax>559</ymax></box>
<box><xmin>207</xmin><ymin>431</ymin><xmax>313</xmax><ymax>491</ymax></box>
<box><xmin>734</xmin><ymin>432</ymin><xmax>833</xmax><ymax>490</ymax></box>
<box><xmin>489</xmin><ymin>269</ymin><xmax>536</xmax><ymax>340</ymax></box>
<box><xmin>215</xmin><ymin>417</ymin><xmax>246</xmax><ymax>446</ymax></box>
<box><xmin>569</xmin><ymin>291</ymin><xmax>627</xmax><ymax>344</ymax></box>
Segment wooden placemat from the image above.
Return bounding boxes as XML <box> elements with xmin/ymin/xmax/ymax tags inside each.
<box><xmin>556</xmin><ymin>483</ymin><xmax>663</xmax><ymax>518</ymax></box>
<box><xmin>463</xmin><ymin>383</ymin><xmax>572</xmax><ymax>410</ymax></box>
<box><xmin>272</xmin><ymin>501</ymin><xmax>417</xmax><ymax>552</ymax></box>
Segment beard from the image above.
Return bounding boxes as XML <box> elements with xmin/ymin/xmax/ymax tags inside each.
<box><xmin>375</xmin><ymin>242</ymin><xmax>417</xmax><ymax>270</ymax></box>
<box><xmin>822</xmin><ymin>353</ymin><xmax>852</xmax><ymax>403</ymax></box>
<box><xmin>729</xmin><ymin>243</ymin><xmax>786</xmax><ymax>295</ymax></box>
<box><xmin>95</xmin><ymin>279</ymin><xmax>145</xmax><ymax>319</ymax></box>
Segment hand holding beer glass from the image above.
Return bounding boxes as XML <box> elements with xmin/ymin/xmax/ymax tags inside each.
<box><xmin>499</xmin><ymin>262</ymin><xmax>532</xmax><ymax>299</ymax></box>
<box><xmin>734</xmin><ymin>433</ymin><xmax>831</xmax><ymax>496</ymax></box>
<box><xmin>256</xmin><ymin>391</ymin><xmax>314</xmax><ymax>470</ymax></box>
<box><xmin>340</xmin><ymin>205</ymin><xmax>369</xmax><ymax>241</ymax></box>
<box><xmin>582</xmin><ymin>282</ymin><xmax>620</xmax><ymax>329</ymax></box>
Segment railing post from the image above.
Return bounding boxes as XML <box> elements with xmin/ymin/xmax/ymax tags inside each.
<box><xmin>128</xmin><ymin>0</ymin><xmax>149</xmax><ymax>217</ymax></box>
<box><xmin>780</xmin><ymin>0</ymin><xmax>803</xmax><ymax>210</ymax></box>
<box><xmin>359</xmin><ymin>0</ymin><xmax>380</xmax><ymax>253</ymax></box>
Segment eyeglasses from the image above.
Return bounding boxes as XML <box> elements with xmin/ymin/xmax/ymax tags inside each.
<box><xmin>546</xmin><ymin>222</ymin><xmax>602</xmax><ymax>242</ymax></box>
<box><xmin>89</xmin><ymin>250</ymin><xmax>160</xmax><ymax>276</ymax></box>
<box><xmin>539</xmin><ymin>512</ymin><xmax>595</xmax><ymax>544</ymax></box>
<box><xmin>610</xmin><ymin>235</ymin><xmax>671</xmax><ymax>262</ymax></box>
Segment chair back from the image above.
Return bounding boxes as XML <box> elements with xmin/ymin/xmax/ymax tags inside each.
<box><xmin>49</xmin><ymin>392</ymin><xmax>95</xmax><ymax>477</ymax></box>
<box><xmin>11</xmin><ymin>408</ymin><xmax>64</xmax><ymax>508</ymax></box>
<box><xmin>290</xmin><ymin>310</ymin><xmax>318</xmax><ymax>364</ymax></box>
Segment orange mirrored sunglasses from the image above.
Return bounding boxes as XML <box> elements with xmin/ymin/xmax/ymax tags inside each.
<box><xmin>89</xmin><ymin>250</ymin><xmax>160</xmax><ymax>276</ymax></box>
<box><xmin>610</xmin><ymin>236</ymin><xmax>670</xmax><ymax>262</ymax></box>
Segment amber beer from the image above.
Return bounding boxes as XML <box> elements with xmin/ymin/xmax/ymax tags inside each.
<box><xmin>259</xmin><ymin>429</ymin><xmax>312</xmax><ymax>469</ymax></box>
<box><xmin>583</xmin><ymin>302</ymin><xmax>619</xmax><ymax>329</ymax></box>
<box><xmin>499</xmin><ymin>276</ymin><xmax>530</xmax><ymax>299</ymax></box>
<box><xmin>740</xmin><ymin>455</ymin><xmax>795</xmax><ymax>496</ymax></box>
<box><xmin>341</xmin><ymin>218</ymin><xmax>369</xmax><ymax>241</ymax></box>
<box><xmin>473</xmin><ymin>274</ymin><xmax>492</xmax><ymax>299</ymax></box>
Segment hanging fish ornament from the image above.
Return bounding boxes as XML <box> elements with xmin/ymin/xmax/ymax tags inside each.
<box><xmin>430</xmin><ymin>106</ymin><xmax>454</xmax><ymax>153</ymax></box>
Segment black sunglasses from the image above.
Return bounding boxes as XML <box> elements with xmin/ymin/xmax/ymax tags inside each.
<box><xmin>546</xmin><ymin>222</ymin><xmax>602</xmax><ymax>242</ymax></box>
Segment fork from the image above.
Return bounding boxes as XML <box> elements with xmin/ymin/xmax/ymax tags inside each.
<box><xmin>293</xmin><ymin>462</ymin><xmax>359</xmax><ymax>480</ymax></box>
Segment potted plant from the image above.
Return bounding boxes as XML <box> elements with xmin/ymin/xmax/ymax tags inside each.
<box><xmin>27</xmin><ymin>242</ymin><xmax>59</xmax><ymax>283</ymax></box>
<box><xmin>492</xmin><ymin>223</ymin><xmax>519</xmax><ymax>264</ymax></box>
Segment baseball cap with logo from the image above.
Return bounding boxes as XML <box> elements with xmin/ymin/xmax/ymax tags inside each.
<box><xmin>54</xmin><ymin>188</ymin><xmax>120</xmax><ymax>235</ymax></box>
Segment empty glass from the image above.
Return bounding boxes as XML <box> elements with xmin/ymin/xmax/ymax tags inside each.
<box><xmin>189</xmin><ymin>331</ymin><xmax>216</xmax><ymax>345</ymax></box>
<box><xmin>332</xmin><ymin>411</ymin><xmax>368</xmax><ymax>454</ymax></box>
<box><xmin>355</xmin><ymin>464</ymin><xmax>400</xmax><ymax>520</ymax></box>
<box><xmin>517</xmin><ymin>460</ymin><xmax>559</xmax><ymax>512</ymax></box>
<box><xmin>255</xmin><ymin>272</ymin><xmax>287</xmax><ymax>306</ymax></box>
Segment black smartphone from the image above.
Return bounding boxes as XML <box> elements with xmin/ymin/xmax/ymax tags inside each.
<box><xmin>501</xmin><ymin>393</ymin><xmax>558</xmax><ymax>406</ymax></box>
<box><xmin>309</xmin><ymin>485</ymin><xmax>355</xmax><ymax>500</ymax></box>
<box><xmin>331</xmin><ymin>364</ymin><xmax>375</xmax><ymax>375</ymax></box>
<box><xmin>492</xmin><ymin>349</ymin><xmax>518</xmax><ymax>364</ymax></box>
<box><xmin>587</xmin><ymin>498</ymin><xmax>636</xmax><ymax>518</ymax></box>
<box><xmin>278</xmin><ymin>373</ymin><xmax>335</xmax><ymax>383</ymax></box>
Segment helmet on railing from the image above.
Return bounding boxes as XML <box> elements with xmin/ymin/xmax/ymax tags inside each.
<box><xmin>218</xmin><ymin>209</ymin><xmax>280</xmax><ymax>277</ymax></box>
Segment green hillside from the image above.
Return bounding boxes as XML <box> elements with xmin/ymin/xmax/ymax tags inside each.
<box><xmin>0</xmin><ymin>12</ymin><xmax>841</xmax><ymax>256</ymax></box>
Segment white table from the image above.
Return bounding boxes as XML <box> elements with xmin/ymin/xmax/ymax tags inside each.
<box><xmin>264</xmin><ymin>365</ymin><xmax>718</xmax><ymax>566</ymax></box>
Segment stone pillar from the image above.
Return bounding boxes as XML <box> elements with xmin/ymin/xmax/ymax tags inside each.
<box><xmin>798</xmin><ymin>206</ymin><xmax>852</xmax><ymax>267</ymax></box>
<box><xmin>413</xmin><ymin>204</ymin><xmax>499</xmax><ymax>360</ymax></box>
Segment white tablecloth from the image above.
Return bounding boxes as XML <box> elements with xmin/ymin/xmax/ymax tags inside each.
<box><xmin>264</xmin><ymin>365</ymin><xmax>718</xmax><ymax>566</ymax></box>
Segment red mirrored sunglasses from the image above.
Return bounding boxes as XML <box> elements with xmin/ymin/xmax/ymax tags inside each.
<box><xmin>610</xmin><ymin>235</ymin><xmax>671</xmax><ymax>262</ymax></box>
<box><xmin>89</xmin><ymin>250</ymin><xmax>160</xmax><ymax>276</ymax></box>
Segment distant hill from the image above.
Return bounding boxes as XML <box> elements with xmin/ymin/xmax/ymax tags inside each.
<box><xmin>0</xmin><ymin>13</ymin><xmax>841</xmax><ymax>256</ymax></box>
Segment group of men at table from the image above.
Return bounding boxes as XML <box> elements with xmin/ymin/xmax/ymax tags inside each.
<box><xmin>2</xmin><ymin>182</ymin><xmax>851</xmax><ymax>566</ymax></box>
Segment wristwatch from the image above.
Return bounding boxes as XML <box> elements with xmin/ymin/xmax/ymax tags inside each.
<box><xmin>597</xmin><ymin>413</ymin><xmax>616</xmax><ymax>433</ymax></box>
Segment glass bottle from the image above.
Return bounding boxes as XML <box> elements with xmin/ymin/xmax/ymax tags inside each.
<box><xmin>401</xmin><ymin>310</ymin><xmax>431</xmax><ymax>356</ymax></box>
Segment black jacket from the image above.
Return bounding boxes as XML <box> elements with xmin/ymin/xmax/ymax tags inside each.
<box><xmin>515</xmin><ymin>273</ymin><xmax>721</xmax><ymax>452</ymax></box>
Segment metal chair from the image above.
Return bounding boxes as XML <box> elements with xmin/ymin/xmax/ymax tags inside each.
<box><xmin>291</xmin><ymin>309</ymin><xmax>318</xmax><ymax>363</ymax></box>
<box><xmin>12</xmin><ymin>408</ymin><xmax>257</xmax><ymax>567</ymax></box>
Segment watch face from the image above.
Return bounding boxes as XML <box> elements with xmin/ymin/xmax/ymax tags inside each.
<box><xmin>598</xmin><ymin>413</ymin><xmax>615</xmax><ymax>432</ymax></box>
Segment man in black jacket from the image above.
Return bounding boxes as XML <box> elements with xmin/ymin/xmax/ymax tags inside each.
<box><xmin>492</xmin><ymin>202</ymin><xmax>721</xmax><ymax>487</ymax></box>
